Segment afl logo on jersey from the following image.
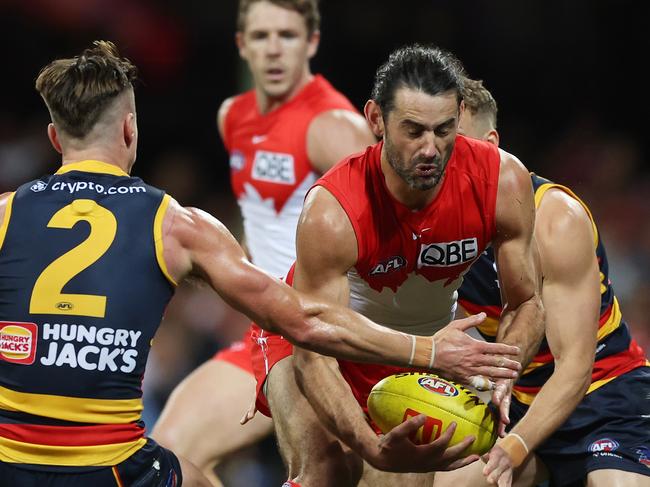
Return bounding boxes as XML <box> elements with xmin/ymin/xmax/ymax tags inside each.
<box><xmin>230</xmin><ymin>150</ymin><xmax>245</xmax><ymax>172</ymax></box>
<box><xmin>370</xmin><ymin>256</ymin><xmax>406</xmax><ymax>275</ymax></box>
<box><xmin>418</xmin><ymin>376</ymin><xmax>459</xmax><ymax>397</ymax></box>
<box><xmin>418</xmin><ymin>238</ymin><xmax>478</xmax><ymax>268</ymax></box>
<box><xmin>0</xmin><ymin>322</ymin><xmax>38</xmax><ymax>365</ymax></box>
<box><xmin>252</xmin><ymin>151</ymin><xmax>295</xmax><ymax>185</ymax></box>
<box><xmin>30</xmin><ymin>181</ymin><xmax>48</xmax><ymax>192</ymax></box>
<box><xmin>56</xmin><ymin>302</ymin><xmax>74</xmax><ymax>311</ymax></box>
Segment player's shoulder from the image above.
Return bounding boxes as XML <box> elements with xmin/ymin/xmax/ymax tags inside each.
<box><xmin>536</xmin><ymin>187</ymin><xmax>593</xmax><ymax>243</ymax></box>
<box><xmin>217</xmin><ymin>90</ymin><xmax>255</xmax><ymax>135</ymax></box>
<box><xmin>494</xmin><ymin>147</ymin><xmax>531</xmax><ymax>194</ymax></box>
<box><xmin>302</xmin><ymin>75</ymin><xmax>356</xmax><ymax>111</ymax></box>
<box><xmin>299</xmin><ymin>185</ymin><xmax>358</xmax><ymax>267</ymax></box>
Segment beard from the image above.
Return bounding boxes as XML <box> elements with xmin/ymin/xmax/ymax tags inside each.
<box><xmin>384</xmin><ymin>135</ymin><xmax>448</xmax><ymax>191</ymax></box>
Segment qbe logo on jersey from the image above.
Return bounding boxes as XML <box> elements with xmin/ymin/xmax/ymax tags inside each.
<box><xmin>418</xmin><ymin>238</ymin><xmax>478</xmax><ymax>268</ymax></box>
<box><xmin>0</xmin><ymin>322</ymin><xmax>38</xmax><ymax>365</ymax></box>
<box><xmin>252</xmin><ymin>151</ymin><xmax>295</xmax><ymax>185</ymax></box>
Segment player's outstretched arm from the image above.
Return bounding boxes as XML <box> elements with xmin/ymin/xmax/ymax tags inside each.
<box><xmin>491</xmin><ymin>152</ymin><xmax>545</xmax><ymax>433</ymax></box>
<box><xmin>482</xmin><ymin>189</ymin><xmax>599</xmax><ymax>486</ymax></box>
<box><xmin>161</xmin><ymin>197</ymin><xmax>429</xmax><ymax>365</ymax></box>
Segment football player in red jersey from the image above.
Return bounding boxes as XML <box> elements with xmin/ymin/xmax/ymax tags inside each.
<box><xmin>433</xmin><ymin>79</ymin><xmax>650</xmax><ymax>487</ymax></box>
<box><xmin>248</xmin><ymin>45</ymin><xmax>546</xmax><ymax>486</ymax></box>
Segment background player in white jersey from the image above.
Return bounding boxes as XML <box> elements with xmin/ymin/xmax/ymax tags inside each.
<box><xmin>152</xmin><ymin>1</ymin><xmax>378</xmax><ymax>484</ymax></box>
<box><xmin>434</xmin><ymin>78</ymin><xmax>650</xmax><ymax>487</ymax></box>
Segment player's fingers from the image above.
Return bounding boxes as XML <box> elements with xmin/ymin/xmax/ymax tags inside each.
<box><xmin>485</xmin><ymin>455</ymin><xmax>510</xmax><ymax>485</ymax></box>
<box><xmin>499</xmin><ymin>395</ymin><xmax>511</xmax><ymax>426</ymax></box>
<box><xmin>428</xmin><ymin>420</ymin><xmax>457</xmax><ymax>450</ymax></box>
<box><xmin>450</xmin><ymin>312</ymin><xmax>486</xmax><ymax>331</ymax></box>
<box><xmin>479</xmin><ymin>342</ymin><xmax>521</xmax><ymax>358</ymax></box>
<box><xmin>440</xmin><ymin>433</ymin><xmax>475</xmax><ymax>460</ymax></box>
<box><xmin>444</xmin><ymin>454</ymin><xmax>479</xmax><ymax>471</ymax></box>
<box><xmin>382</xmin><ymin>414</ymin><xmax>426</xmax><ymax>445</ymax></box>
<box><xmin>497</xmin><ymin>469</ymin><xmax>513</xmax><ymax>487</ymax></box>
<box><xmin>473</xmin><ymin>366</ymin><xmax>518</xmax><ymax>380</ymax></box>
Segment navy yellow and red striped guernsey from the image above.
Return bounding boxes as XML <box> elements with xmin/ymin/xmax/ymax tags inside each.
<box><xmin>459</xmin><ymin>173</ymin><xmax>648</xmax><ymax>405</ymax></box>
<box><xmin>0</xmin><ymin>160</ymin><xmax>176</xmax><ymax>468</ymax></box>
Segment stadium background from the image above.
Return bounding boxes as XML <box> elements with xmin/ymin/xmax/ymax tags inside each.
<box><xmin>0</xmin><ymin>0</ymin><xmax>648</xmax><ymax>484</ymax></box>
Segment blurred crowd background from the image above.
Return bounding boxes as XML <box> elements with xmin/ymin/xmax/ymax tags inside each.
<box><xmin>1</xmin><ymin>0</ymin><xmax>648</xmax><ymax>485</ymax></box>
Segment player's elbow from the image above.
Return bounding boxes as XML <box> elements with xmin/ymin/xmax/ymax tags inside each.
<box><xmin>555</xmin><ymin>352</ymin><xmax>594</xmax><ymax>397</ymax></box>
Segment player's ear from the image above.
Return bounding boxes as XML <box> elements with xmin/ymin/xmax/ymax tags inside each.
<box><xmin>306</xmin><ymin>30</ymin><xmax>320</xmax><ymax>59</ymax></box>
<box><xmin>235</xmin><ymin>32</ymin><xmax>246</xmax><ymax>59</ymax></box>
<box><xmin>486</xmin><ymin>129</ymin><xmax>500</xmax><ymax>147</ymax></box>
<box><xmin>364</xmin><ymin>100</ymin><xmax>385</xmax><ymax>138</ymax></box>
<box><xmin>124</xmin><ymin>113</ymin><xmax>137</xmax><ymax>149</ymax></box>
<box><xmin>47</xmin><ymin>123</ymin><xmax>63</xmax><ymax>154</ymax></box>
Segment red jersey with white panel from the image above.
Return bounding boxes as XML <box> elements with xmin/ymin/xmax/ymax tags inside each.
<box><xmin>249</xmin><ymin>136</ymin><xmax>502</xmax><ymax>416</ymax></box>
<box><xmin>317</xmin><ymin>136</ymin><xmax>500</xmax><ymax>335</ymax></box>
<box><xmin>222</xmin><ymin>74</ymin><xmax>358</xmax><ymax>278</ymax></box>
<box><xmin>315</xmin><ymin>137</ymin><xmax>501</xmax><ymax>411</ymax></box>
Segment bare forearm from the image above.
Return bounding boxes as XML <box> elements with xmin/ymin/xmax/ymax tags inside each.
<box><xmin>511</xmin><ymin>360</ymin><xmax>591</xmax><ymax>451</ymax></box>
<box><xmin>497</xmin><ymin>297</ymin><xmax>544</xmax><ymax>368</ymax></box>
<box><xmin>300</xmin><ymin>302</ymin><xmax>435</xmax><ymax>368</ymax></box>
<box><xmin>293</xmin><ymin>351</ymin><xmax>380</xmax><ymax>461</ymax></box>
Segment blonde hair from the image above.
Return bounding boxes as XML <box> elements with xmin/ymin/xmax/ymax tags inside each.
<box><xmin>461</xmin><ymin>78</ymin><xmax>498</xmax><ymax>129</ymax></box>
<box><xmin>35</xmin><ymin>40</ymin><xmax>137</xmax><ymax>138</ymax></box>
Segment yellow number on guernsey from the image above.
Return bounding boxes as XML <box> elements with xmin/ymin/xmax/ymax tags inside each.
<box><xmin>30</xmin><ymin>199</ymin><xmax>116</xmax><ymax>317</ymax></box>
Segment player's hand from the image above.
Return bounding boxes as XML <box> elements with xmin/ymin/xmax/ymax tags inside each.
<box><xmin>239</xmin><ymin>398</ymin><xmax>257</xmax><ymax>425</ymax></box>
<box><xmin>371</xmin><ymin>414</ymin><xmax>479</xmax><ymax>473</ymax></box>
<box><xmin>490</xmin><ymin>379</ymin><xmax>513</xmax><ymax>437</ymax></box>
<box><xmin>481</xmin><ymin>444</ymin><xmax>514</xmax><ymax>487</ymax></box>
<box><xmin>432</xmin><ymin>313</ymin><xmax>521</xmax><ymax>386</ymax></box>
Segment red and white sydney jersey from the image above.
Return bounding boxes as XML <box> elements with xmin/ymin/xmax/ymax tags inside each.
<box><xmin>315</xmin><ymin>136</ymin><xmax>501</xmax><ymax>335</ymax></box>
<box><xmin>223</xmin><ymin>75</ymin><xmax>358</xmax><ymax>277</ymax></box>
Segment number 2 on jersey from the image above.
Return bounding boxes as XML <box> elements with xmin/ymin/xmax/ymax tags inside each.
<box><xmin>29</xmin><ymin>199</ymin><xmax>116</xmax><ymax>317</ymax></box>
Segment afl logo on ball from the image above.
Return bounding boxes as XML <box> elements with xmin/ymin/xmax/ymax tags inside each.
<box><xmin>418</xmin><ymin>376</ymin><xmax>459</xmax><ymax>397</ymax></box>
<box><xmin>0</xmin><ymin>322</ymin><xmax>38</xmax><ymax>365</ymax></box>
<box><xmin>589</xmin><ymin>438</ymin><xmax>619</xmax><ymax>453</ymax></box>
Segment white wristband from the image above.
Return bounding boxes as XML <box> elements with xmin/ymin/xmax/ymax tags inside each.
<box><xmin>408</xmin><ymin>335</ymin><xmax>416</xmax><ymax>366</ymax></box>
<box><xmin>428</xmin><ymin>336</ymin><xmax>435</xmax><ymax>369</ymax></box>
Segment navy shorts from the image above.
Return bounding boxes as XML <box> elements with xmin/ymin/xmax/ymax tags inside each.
<box><xmin>509</xmin><ymin>366</ymin><xmax>650</xmax><ymax>487</ymax></box>
<box><xmin>0</xmin><ymin>437</ymin><xmax>182</xmax><ymax>486</ymax></box>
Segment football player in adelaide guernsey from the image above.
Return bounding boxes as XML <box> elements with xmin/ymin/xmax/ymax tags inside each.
<box><xmin>0</xmin><ymin>41</ymin><xmax>519</xmax><ymax>486</ymax></box>
<box><xmin>246</xmin><ymin>44</ymin><xmax>546</xmax><ymax>487</ymax></box>
<box><xmin>433</xmin><ymin>79</ymin><xmax>650</xmax><ymax>487</ymax></box>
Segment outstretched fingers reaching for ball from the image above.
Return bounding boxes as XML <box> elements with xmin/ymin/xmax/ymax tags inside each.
<box><xmin>373</xmin><ymin>415</ymin><xmax>479</xmax><ymax>473</ymax></box>
<box><xmin>431</xmin><ymin>313</ymin><xmax>521</xmax><ymax>387</ymax></box>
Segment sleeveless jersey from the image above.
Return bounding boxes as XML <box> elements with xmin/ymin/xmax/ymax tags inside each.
<box><xmin>0</xmin><ymin>160</ymin><xmax>175</xmax><ymax>468</ymax></box>
<box><xmin>223</xmin><ymin>74</ymin><xmax>358</xmax><ymax>277</ymax></box>
<box><xmin>458</xmin><ymin>173</ymin><xmax>648</xmax><ymax>405</ymax></box>
<box><xmin>315</xmin><ymin>136</ymin><xmax>501</xmax><ymax>336</ymax></box>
